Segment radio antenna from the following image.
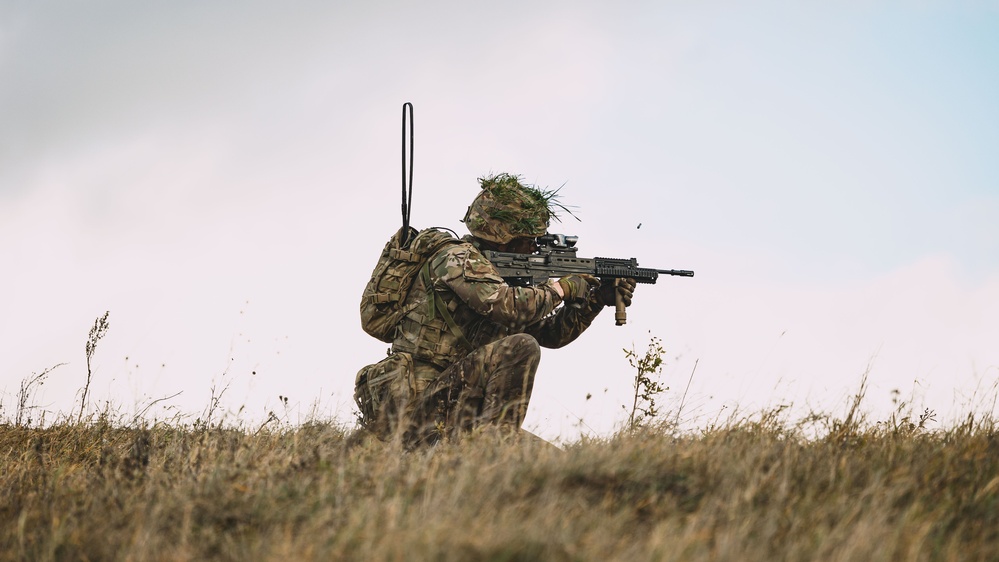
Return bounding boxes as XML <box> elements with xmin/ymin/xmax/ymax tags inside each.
<box><xmin>401</xmin><ymin>102</ymin><xmax>414</xmax><ymax>246</ymax></box>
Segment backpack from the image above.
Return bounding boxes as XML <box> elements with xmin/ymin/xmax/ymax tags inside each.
<box><xmin>359</xmin><ymin>227</ymin><xmax>461</xmax><ymax>342</ymax></box>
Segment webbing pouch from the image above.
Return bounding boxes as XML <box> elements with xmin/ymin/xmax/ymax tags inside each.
<box><xmin>421</xmin><ymin>261</ymin><xmax>473</xmax><ymax>352</ymax></box>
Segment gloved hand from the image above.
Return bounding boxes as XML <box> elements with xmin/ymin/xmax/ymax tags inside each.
<box><xmin>557</xmin><ymin>274</ymin><xmax>597</xmax><ymax>302</ymax></box>
<box><xmin>597</xmin><ymin>277</ymin><xmax>636</xmax><ymax>307</ymax></box>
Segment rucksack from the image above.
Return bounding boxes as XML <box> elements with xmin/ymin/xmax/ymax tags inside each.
<box><xmin>359</xmin><ymin>226</ymin><xmax>461</xmax><ymax>342</ymax></box>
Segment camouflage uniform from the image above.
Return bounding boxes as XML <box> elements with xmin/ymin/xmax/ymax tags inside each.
<box><xmin>356</xmin><ymin>174</ymin><xmax>605</xmax><ymax>447</ymax></box>
<box><xmin>390</xmin><ymin>236</ymin><xmax>604</xmax><ymax>445</ymax></box>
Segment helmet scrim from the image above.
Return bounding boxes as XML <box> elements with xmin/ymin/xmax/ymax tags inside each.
<box><xmin>463</xmin><ymin>173</ymin><xmax>573</xmax><ymax>244</ymax></box>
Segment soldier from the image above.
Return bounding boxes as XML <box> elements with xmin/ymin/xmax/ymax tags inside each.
<box><xmin>355</xmin><ymin>173</ymin><xmax>636</xmax><ymax>447</ymax></box>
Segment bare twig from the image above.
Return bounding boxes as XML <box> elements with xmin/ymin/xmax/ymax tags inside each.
<box><xmin>674</xmin><ymin>358</ymin><xmax>699</xmax><ymax>427</ymax></box>
<box><xmin>131</xmin><ymin>391</ymin><xmax>184</xmax><ymax>425</ymax></box>
<box><xmin>16</xmin><ymin>363</ymin><xmax>66</xmax><ymax>426</ymax></box>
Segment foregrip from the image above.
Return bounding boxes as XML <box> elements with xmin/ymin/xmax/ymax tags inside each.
<box><xmin>614</xmin><ymin>280</ymin><xmax>627</xmax><ymax>326</ymax></box>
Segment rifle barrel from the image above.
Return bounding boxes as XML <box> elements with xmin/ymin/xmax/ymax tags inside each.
<box><xmin>658</xmin><ymin>269</ymin><xmax>695</xmax><ymax>277</ymax></box>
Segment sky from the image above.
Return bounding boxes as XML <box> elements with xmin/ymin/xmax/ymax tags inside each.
<box><xmin>2</xmin><ymin>1</ymin><xmax>998</xmax><ymax>439</ymax></box>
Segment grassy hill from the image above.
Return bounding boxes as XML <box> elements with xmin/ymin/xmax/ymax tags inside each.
<box><xmin>2</xmin><ymin>406</ymin><xmax>998</xmax><ymax>561</ymax></box>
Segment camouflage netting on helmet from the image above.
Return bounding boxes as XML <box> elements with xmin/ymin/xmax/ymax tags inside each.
<box><xmin>463</xmin><ymin>173</ymin><xmax>572</xmax><ymax>244</ymax></box>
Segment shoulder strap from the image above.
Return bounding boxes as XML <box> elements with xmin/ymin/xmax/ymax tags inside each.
<box><xmin>421</xmin><ymin>257</ymin><xmax>473</xmax><ymax>352</ymax></box>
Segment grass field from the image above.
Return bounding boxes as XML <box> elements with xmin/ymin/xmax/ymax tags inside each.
<box><xmin>2</xmin><ymin>396</ymin><xmax>998</xmax><ymax>561</ymax></box>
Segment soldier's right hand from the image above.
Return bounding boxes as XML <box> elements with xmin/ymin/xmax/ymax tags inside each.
<box><xmin>558</xmin><ymin>274</ymin><xmax>596</xmax><ymax>303</ymax></box>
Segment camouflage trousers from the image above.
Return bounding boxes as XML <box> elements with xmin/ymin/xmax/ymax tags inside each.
<box><xmin>407</xmin><ymin>333</ymin><xmax>541</xmax><ymax>447</ymax></box>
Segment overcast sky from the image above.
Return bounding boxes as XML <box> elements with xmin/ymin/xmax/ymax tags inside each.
<box><xmin>2</xmin><ymin>2</ymin><xmax>998</xmax><ymax>439</ymax></box>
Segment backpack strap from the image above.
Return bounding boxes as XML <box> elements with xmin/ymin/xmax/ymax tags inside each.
<box><xmin>421</xmin><ymin>258</ymin><xmax>473</xmax><ymax>352</ymax></box>
<box><xmin>387</xmin><ymin>248</ymin><xmax>420</xmax><ymax>262</ymax></box>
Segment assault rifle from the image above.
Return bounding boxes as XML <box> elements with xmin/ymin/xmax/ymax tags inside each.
<box><xmin>483</xmin><ymin>234</ymin><xmax>694</xmax><ymax>326</ymax></box>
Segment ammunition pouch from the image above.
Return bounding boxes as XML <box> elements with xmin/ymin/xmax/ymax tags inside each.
<box><xmin>353</xmin><ymin>352</ymin><xmax>415</xmax><ymax>440</ymax></box>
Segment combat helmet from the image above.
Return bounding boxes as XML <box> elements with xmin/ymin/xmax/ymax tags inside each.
<box><xmin>463</xmin><ymin>173</ymin><xmax>573</xmax><ymax>244</ymax></box>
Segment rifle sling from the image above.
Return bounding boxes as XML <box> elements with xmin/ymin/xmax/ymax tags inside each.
<box><xmin>421</xmin><ymin>260</ymin><xmax>474</xmax><ymax>352</ymax></box>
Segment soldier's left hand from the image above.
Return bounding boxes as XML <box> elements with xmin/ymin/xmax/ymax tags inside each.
<box><xmin>558</xmin><ymin>274</ymin><xmax>598</xmax><ymax>303</ymax></box>
<box><xmin>597</xmin><ymin>278</ymin><xmax>636</xmax><ymax>307</ymax></box>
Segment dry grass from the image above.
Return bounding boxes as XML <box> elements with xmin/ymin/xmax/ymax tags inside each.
<box><xmin>2</xmin><ymin>404</ymin><xmax>998</xmax><ymax>562</ymax></box>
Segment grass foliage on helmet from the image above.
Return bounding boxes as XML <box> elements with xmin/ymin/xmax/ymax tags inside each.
<box><xmin>463</xmin><ymin>173</ymin><xmax>577</xmax><ymax>244</ymax></box>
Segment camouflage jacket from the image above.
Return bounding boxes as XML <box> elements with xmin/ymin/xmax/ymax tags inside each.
<box><xmin>391</xmin><ymin>235</ymin><xmax>603</xmax><ymax>385</ymax></box>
